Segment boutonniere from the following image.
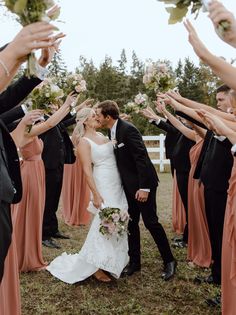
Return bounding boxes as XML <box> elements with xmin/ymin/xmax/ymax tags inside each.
<box><xmin>111</xmin><ymin>139</ymin><xmax>118</xmax><ymax>149</ymax></box>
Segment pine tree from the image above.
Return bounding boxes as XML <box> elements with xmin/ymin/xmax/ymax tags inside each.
<box><xmin>48</xmin><ymin>51</ymin><xmax>67</xmax><ymax>79</ymax></box>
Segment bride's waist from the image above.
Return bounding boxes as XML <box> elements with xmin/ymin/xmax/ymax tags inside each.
<box><xmin>93</xmin><ymin>163</ymin><xmax>116</xmax><ymax>169</ymax></box>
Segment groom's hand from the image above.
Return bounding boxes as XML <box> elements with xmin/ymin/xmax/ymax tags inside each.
<box><xmin>135</xmin><ymin>190</ymin><xmax>149</xmax><ymax>203</ymax></box>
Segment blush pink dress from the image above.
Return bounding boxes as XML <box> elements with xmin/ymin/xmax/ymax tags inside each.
<box><xmin>187</xmin><ymin>139</ymin><xmax>211</xmax><ymax>267</ymax></box>
<box><xmin>61</xmin><ymin>157</ymin><xmax>90</xmax><ymax>226</ymax></box>
<box><xmin>0</xmin><ymin>212</ymin><xmax>21</xmax><ymax>315</ymax></box>
<box><xmin>172</xmin><ymin>170</ymin><xmax>186</xmax><ymax>235</ymax></box>
<box><xmin>222</xmin><ymin>157</ymin><xmax>236</xmax><ymax>315</ymax></box>
<box><xmin>12</xmin><ymin>137</ymin><xmax>47</xmax><ymax>272</ymax></box>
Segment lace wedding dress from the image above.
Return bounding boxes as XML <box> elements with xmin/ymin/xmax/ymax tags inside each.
<box><xmin>46</xmin><ymin>138</ymin><xmax>129</xmax><ymax>284</ymax></box>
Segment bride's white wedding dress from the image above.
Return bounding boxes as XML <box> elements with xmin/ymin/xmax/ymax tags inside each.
<box><xmin>46</xmin><ymin>138</ymin><xmax>129</xmax><ymax>284</ymax></box>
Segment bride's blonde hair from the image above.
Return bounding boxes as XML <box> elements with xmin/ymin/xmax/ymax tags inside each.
<box><xmin>72</xmin><ymin>107</ymin><xmax>95</xmax><ymax>147</ymax></box>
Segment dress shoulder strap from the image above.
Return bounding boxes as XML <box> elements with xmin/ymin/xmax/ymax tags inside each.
<box><xmin>82</xmin><ymin>137</ymin><xmax>94</xmax><ymax>146</ymax></box>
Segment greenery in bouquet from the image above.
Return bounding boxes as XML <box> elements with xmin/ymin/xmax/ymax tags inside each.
<box><xmin>158</xmin><ymin>0</ymin><xmax>230</xmax><ymax>34</ymax></box>
<box><xmin>123</xmin><ymin>93</ymin><xmax>149</xmax><ymax>114</ymax></box>
<box><xmin>143</xmin><ymin>61</ymin><xmax>175</xmax><ymax>94</ymax></box>
<box><xmin>99</xmin><ymin>207</ymin><xmax>129</xmax><ymax>239</ymax></box>
<box><xmin>23</xmin><ymin>78</ymin><xmax>64</xmax><ymax>113</ymax></box>
<box><xmin>2</xmin><ymin>0</ymin><xmax>60</xmax><ymax>77</ymax></box>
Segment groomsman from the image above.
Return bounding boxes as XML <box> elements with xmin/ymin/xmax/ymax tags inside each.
<box><xmin>151</xmin><ymin>118</ymin><xmax>195</xmax><ymax>247</ymax></box>
<box><xmin>40</xmin><ymin>113</ymin><xmax>76</xmax><ymax>249</ymax></box>
<box><xmin>174</xmin><ymin>85</ymin><xmax>233</xmax><ymax>287</ymax></box>
<box><xmin>0</xmin><ymin>74</ymin><xmax>44</xmax><ymax>282</ymax></box>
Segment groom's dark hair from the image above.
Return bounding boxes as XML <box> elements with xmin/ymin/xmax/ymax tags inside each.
<box><xmin>97</xmin><ymin>100</ymin><xmax>119</xmax><ymax>119</ymax></box>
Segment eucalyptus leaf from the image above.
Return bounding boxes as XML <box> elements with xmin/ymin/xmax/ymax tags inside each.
<box><xmin>13</xmin><ymin>0</ymin><xmax>27</xmax><ymax>14</ymax></box>
<box><xmin>166</xmin><ymin>6</ymin><xmax>188</xmax><ymax>24</ymax></box>
<box><xmin>158</xmin><ymin>0</ymin><xmax>181</xmax><ymax>4</ymax></box>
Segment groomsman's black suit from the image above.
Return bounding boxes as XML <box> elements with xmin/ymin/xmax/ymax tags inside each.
<box><xmin>176</xmin><ymin>111</ymin><xmax>234</xmax><ymax>284</ymax></box>
<box><xmin>151</xmin><ymin>120</ymin><xmax>180</xmax><ymax>176</ymax></box>
<box><xmin>0</xmin><ymin>75</ymin><xmax>42</xmax><ymax>282</ymax></box>
<box><xmin>39</xmin><ymin>115</ymin><xmax>76</xmax><ymax>239</ymax></box>
<box><xmin>195</xmin><ymin>131</ymin><xmax>233</xmax><ymax>284</ymax></box>
<box><xmin>153</xmin><ymin>119</ymin><xmax>195</xmax><ymax>243</ymax></box>
<box><xmin>112</xmin><ymin>118</ymin><xmax>174</xmax><ymax>266</ymax></box>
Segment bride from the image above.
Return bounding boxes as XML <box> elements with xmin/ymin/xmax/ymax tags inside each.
<box><xmin>46</xmin><ymin>108</ymin><xmax>129</xmax><ymax>283</ymax></box>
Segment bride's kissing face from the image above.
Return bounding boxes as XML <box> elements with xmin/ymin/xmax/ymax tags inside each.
<box><xmin>86</xmin><ymin>111</ymin><xmax>101</xmax><ymax>129</ymax></box>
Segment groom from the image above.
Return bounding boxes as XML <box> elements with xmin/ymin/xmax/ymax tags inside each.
<box><xmin>96</xmin><ymin>100</ymin><xmax>176</xmax><ymax>280</ymax></box>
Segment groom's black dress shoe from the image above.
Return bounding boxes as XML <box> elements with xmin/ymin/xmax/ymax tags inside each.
<box><xmin>162</xmin><ymin>260</ymin><xmax>177</xmax><ymax>281</ymax></box>
<box><xmin>52</xmin><ymin>231</ymin><xmax>70</xmax><ymax>239</ymax></box>
<box><xmin>42</xmin><ymin>238</ymin><xmax>61</xmax><ymax>249</ymax></box>
<box><xmin>121</xmin><ymin>263</ymin><xmax>141</xmax><ymax>277</ymax></box>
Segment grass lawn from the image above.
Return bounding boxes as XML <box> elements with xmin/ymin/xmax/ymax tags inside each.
<box><xmin>20</xmin><ymin>173</ymin><xmax>221</xmax><ymax>315</ymax></box>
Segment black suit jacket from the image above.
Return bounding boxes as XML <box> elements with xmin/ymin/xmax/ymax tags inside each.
<box><xmin>152</xmin><ymin>120</ymin><xmax>180</xmax><ymax>161</ymax></box>
<box><xmin>198</xmin><ymin>133</ymin><xmax>233</xmax><ymax>192</ymax></box>
<box><xmin>157</xmin><ymin>120</ymin><xmax>195</xmax><ymax>174</ymax></box>
<box><xmin>0</xmin><ymin>76</ymin><xmax>41</xmax><ymax>115</ymax></box>
<box><xmin>39</xmin><ymin>115</ymin><xmax>76</xmax><ymax>170</ymax></box>
<box><xmin>113</xmin><ymin>118</ymin><xmax>159</xmax><ymax>195</ymax></box>
<box><xmin>0</xmin><ymin>120</ymin><xmax>22</xmax><ymax>203</ymax></box>
<box><xmin>0</xmin><ymin>105</ymin><xmax>24</xmax><ymax>129</ymax></box>
<box><xmin>0</xmin><ymin>75</ymin><xmax>42</xmax><ymax>203</ymax></box>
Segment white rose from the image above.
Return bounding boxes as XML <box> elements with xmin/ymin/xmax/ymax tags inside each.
<box><xmin>51</xmin><ymin>84</ymin><xmax>60</xmax><ymax>93</ymax></box>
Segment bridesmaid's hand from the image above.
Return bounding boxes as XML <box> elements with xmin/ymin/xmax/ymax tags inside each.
<box><xmin>93</xmin><ymin>193</ymin><xmax>104</xmax><ymax>209</ymax></box>
<box><xmin>21</xmin><ymin>110</ymin><xmax>44</xmax><ymax>126</ymax></box>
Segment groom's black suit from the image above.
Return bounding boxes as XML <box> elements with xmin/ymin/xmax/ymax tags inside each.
<box><xmin>112</xmin><ymin>118</ymin><xmax>174</xmax><ymax>265</ymax></box>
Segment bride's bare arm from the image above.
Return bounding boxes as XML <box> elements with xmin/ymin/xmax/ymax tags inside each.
<box><xmin>76</xmin><ymin>139</ymin><xmax>104</xmax><ymax>208</ymax></box>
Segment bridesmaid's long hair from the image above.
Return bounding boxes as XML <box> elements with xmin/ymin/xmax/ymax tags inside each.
<box><xmin>72</xmin><ymin>107</ymin><xmax>94</xmax><ymax>147</ymax></box>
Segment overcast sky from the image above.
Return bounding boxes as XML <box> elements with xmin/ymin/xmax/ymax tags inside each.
<box><xmin>0</xmin><ymin>0</ymin><xmax>236</xmax><ymax>71</ymax></box>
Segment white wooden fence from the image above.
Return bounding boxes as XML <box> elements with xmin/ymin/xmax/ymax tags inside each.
<box><xmin>142</xmin><ymin>134</ymin><xmax>170</xmax><ymax>172</ymax></box>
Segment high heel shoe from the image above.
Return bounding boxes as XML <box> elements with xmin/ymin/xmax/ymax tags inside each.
<box><xmin>93</xmin><ymin>269</ymin><xmax>111</xmax><ymax>282</ymax></box>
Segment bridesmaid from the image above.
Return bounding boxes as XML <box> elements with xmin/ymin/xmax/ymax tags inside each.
<box><xmin>11</xmin><ymin>94</ymin><xmax>75</xmax><ymax>272</ymax></box>
<box><xmin>0</xmin><ymin>228</ymin><xmax>21</xmax><ymax>315</ymax></box>
<box><xmin>61</xmin><ymin>157</ymin><xmax>90</xmax><ymax>226</ymax></box>
<box><xmin>187</xmin><ymin>134</ymin><xmax>212</xmax><ymax>268</ymax></box>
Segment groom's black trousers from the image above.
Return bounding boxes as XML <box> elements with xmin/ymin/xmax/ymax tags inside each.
<box><xmin>125</xmin><ymin>187</ymin><xmax>174</xmax><ymax>266</ymax></box>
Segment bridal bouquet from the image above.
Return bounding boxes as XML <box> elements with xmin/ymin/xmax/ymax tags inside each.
<box><xmin>123</xmin><ymin>93</ymin><xmax>148</xmax><ymax>114</ymax></box>
<box><xmin>143</xmin><ymin>61</ymin><xmax>174</xmax><ymax>93</ymax></box>
<box><xmin>2</xmin><ymin>0</ymin><xmax>60</xmax><ymax>77</ymax></box>
<box><xmin>99</xmin><ymin>207</ymin><xmax>129</xmax><ymax>239</ymax></box>
<box><xmin>158</xmin><ymin>0</ymin><xmax>230</xmax><ymax>34</ymax></box>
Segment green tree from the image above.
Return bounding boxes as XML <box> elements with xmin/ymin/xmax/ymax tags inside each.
<box><xmin>48</xmin><ymin>51</ymin><xmax>67</xmax><ymax>79</ymax></box>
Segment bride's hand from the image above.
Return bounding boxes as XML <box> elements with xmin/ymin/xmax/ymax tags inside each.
<box><xmin>92</xmin><ymin>193</ymin><xmax>104</xmax><ymax>209</ymax></box>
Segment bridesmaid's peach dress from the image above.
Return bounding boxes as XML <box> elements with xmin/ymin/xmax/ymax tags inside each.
<box><xmin>0</xmin><ymin>214</ymin><xmax>21</xmax><ymax>315</ymax></box>
<box><xmin>61</xmin><ymin>157</ymin><xmax>90</xmax><ymax>226</ymax></box>
<box><xmin>172</xmin><ymin>170</ymin><xmax>186</xmax><ymax>235</ymax></box>
<box><xmin>12</xmin><ymin>137</ymin><xmax>47</xmax><ymax>272</ymax></box>
<box><xmin>222</xmin><ymin>158</ymin><xmax>236</xmax><ymax>315</ymax></box>
<box><xmin>187</xmin><ymin>140</ymin><xmax>211</xmax><ymax>267</ymax></box>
